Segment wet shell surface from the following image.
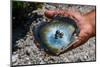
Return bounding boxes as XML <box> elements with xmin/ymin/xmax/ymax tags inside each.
<box><xmin>34</xmin><ymin>16</ymin><xmax>79</xmax><ymax>55</ymax></box>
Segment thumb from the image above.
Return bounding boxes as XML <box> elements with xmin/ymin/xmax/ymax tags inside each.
<box><xmin>67</xmin><ymin>30</ymin><xmax>90</xmax><ymax>50</ymax></box>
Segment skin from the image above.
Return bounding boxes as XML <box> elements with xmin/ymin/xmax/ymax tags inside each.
<box><xmin>44</xmin><ymin>9</ymin><xmax>96</xmax><ymax>51</ymax></box>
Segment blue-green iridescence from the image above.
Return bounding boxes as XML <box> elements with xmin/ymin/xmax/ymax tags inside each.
<box><xmin>39</xmin><ymin>21</ymin><xmax>76</xmax><ymax>53</ymax></box>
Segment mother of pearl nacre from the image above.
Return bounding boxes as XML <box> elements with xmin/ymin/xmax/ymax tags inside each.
<box><xmin>34</xmin><ymin>16</ymin><xmax>79</xmax><ymax>55</ymax></box>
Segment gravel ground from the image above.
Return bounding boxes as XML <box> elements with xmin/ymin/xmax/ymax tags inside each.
<box><xmin>12</xmin><ymin>2</ymin><xmax>96</xmax><ymax>66</ymax></box>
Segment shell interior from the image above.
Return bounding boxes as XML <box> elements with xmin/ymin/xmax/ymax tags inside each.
<box><xmin>34</xmin><ymin>16</ymin><xmax>79</xmax><ymax>55</ymax></box>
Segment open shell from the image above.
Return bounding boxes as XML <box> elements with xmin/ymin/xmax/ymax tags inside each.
<box><xmin>34</xmin><ymin>16</ymin><xmax>79</xmax><ymax>55</ymax></box>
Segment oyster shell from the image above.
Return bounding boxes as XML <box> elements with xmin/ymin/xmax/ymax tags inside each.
<box><xmin>34</xmin><ymin>16</ymin><xmax>79</xmax><ymax>55</ymax></box>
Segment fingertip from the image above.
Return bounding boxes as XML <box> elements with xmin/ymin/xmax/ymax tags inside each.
<box><xmin>44</xmin><ymin>10</ymin><xmax>56</xmax><ymax>18</ymax></box>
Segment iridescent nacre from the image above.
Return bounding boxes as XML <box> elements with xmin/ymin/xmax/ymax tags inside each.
<box><xmin>34</xmin><ymin>17</ymin><xmax>79</xmax><ymax>55</ymax></box>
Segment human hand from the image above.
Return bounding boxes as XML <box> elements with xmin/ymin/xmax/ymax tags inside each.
<box><xmin>44</xmin><ymin>9</ymin><xmax>96</xmax><ymax>51</ymax></box>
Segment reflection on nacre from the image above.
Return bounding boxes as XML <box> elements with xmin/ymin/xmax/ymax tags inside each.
<box><xmin>34</xmin><ymin>16</ymin><xmax>79</xmax><ymax>55</ymax></box>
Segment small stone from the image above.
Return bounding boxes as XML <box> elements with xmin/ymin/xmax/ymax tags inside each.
<box><xmin>30</xmin><ymin>36</ymin><xmax>33</xmax><ymax>40</ymax></box>
<box><xmin>12</xmin><ymin>54</ymin><xmax>18</xmax><ymax>63</ymax></box>
<box><xmin>84</xmin><ymin>55</ymin><xmax>88</xmax><ymax>60</ymax></box>
<box><xmin>40</xmin><ymin>61</ymin><xmax>45</xmax><ymax>64</ymax></box>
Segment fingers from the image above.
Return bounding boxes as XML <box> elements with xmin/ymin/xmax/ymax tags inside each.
<box><xmin>44</xmin><ymin>10</ymin><xmax>68</xmax><ymax>19</ymax></box>
<box><xmin>44</xmin><ymin>9</ymin><xmax>83</xmax><ymax>22</ymax></box>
